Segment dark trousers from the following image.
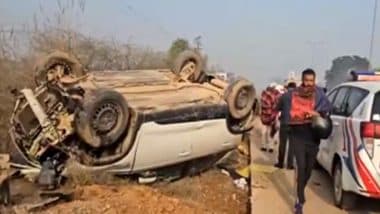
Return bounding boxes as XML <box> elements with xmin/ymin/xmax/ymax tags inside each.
<box><xmin>277</xmin><ymin>125</ymin><xmax>293</xmax><ymax>167</ymax></box>
<box><xmin>290</xmin><ymin>124</ymin><xmax>320</xmax><ymax>204</ymax></box>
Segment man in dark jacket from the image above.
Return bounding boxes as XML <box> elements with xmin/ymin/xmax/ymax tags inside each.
<box><xmin>281</xmin><ymin>69</ymin><xmax>332</xmax><ymax>214</ymax></box>
<box><xmin>275</xmin><ymin>81</ymin><xmax>297</xmax><ymax>169</ymax></box>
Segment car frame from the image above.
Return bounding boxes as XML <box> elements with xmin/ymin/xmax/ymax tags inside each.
<box><xmin>317</xmin><ymin>80</ymin><xmax>380</xmax><ymax>209</ymax></box>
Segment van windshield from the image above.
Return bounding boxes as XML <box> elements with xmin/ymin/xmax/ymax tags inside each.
<box><xmin>372</xmin><ymin>92</ymin><xmax>380</xmax><ymax>122</ymax></box>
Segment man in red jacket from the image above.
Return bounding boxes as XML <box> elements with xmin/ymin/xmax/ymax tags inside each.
<box><xmin>287</xmin><ymin>69</ymin><xmax>331</xmax><ymax>214</ymax></box>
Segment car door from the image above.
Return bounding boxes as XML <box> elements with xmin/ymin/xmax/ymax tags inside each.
<box><xmin>319</xmin><ymin>86</ymin><xmax>350</xmax><ymax>173</ymax></box>
<box><xmin>132</xmin><ymin>105</ymin><xmax>234</xmax><ymax>171</ymax></box>
<box><xmin>318</xmin><ymin>87</ymin><xmax>339</xmax><ymax>167</ymax></box>
<box><xmin>132</xmin><ymin>120</ymin><xmax>197</xmax><ymax>171</ymax></box>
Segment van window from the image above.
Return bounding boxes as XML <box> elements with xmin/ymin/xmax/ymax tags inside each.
<box><xmin>345</xmin><ymin>88</ymin><xmax>368</xmax><ymax>116</ymax></box>
<box><xmin>372</xmin><ymin>92</ymin><xmax>380</xmax><ymax>121</ymax></box>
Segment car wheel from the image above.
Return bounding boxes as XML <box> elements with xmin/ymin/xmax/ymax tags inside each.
<box><xmin>225</xmin><ymin>79</ymin><xmax>256</xmax><ymax>119</ymax></box>
<box><xmin>34</xmin><ymin>51</ymin><xmax>85</xmax><ymax>86</ymax></box>
<box><xmin>75</xmin><ymin>89</ymin><xmax>130</xmax><ymax>148</ymax></box>
<box><xmin>226</xmin><ymin>112</ymin><xmax>254</xmax><ymax>134</ymax></box>
<box><xmin>196</xmin><ymin>71</ymin><xmax>209</xmax><ymax>83</ymax></box>
<box><xmin>333</xmin><ymin>162</ymin><xmax>357</xmax><ymax>210</ymax></box>
<box><xmin>172</xmin><ymin>50</ymin><xmax>204</xmax><ymax>83</ymax></box>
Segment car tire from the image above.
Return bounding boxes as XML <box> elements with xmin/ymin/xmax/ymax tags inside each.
<box><xmin>34</xmin><ymin>51</ymin><xmax>85</xmax><ymax>86</ymax></box>
<box><xmin>252</xmin><ymin>98</ymin><xmax>260</xmax><ymax>116</ymax></box>
<box><xmin>75</xmin><ymin>89</ymin><xmax>129</xmax><ymax>148</ymax></box>
<box><xmin>172</xmin><ymin>50</ymin><xmax>204</xmax><ymax>83</ymax></box>
<box><xmin>226</xmin><ymin>112</ymin><xmax>254</xmax><ymax>134</ymax></box>
<box><xmin>225</xmin><ymin>79</ymin><xmax>256</xmax><ymax>119</ymax></box>
<box><xmin>196</xmin><ymin>72</ymin><xmax>209</xmax><ymax>83</ymax></box>
<box><xmin>333</xmin><ymin>161</ymin><xmax>357</xmax><ymax>210</ymax></box>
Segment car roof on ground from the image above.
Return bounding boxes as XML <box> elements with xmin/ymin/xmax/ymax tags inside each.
<box><xmin>336</xmin><ymin>81</ymin><xmax>380</xmax><ymax>93</ymax></box>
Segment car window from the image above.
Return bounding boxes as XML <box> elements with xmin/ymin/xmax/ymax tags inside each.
<box><xmin>332</xmin><ymin>87</ymin><xmax>349</xmax><ymax>116</ymax></box>
<box><xmin>327</xmin><ymin>88</ymin><xmax>338</xmax><ymax>103</ymax></box>
<box><xmin>372</xmin><ymin>92</ymin><xmax>380</xmax><ymax>121</ymax></box>
<box><xmin>345</xmin><ymin>87</ymin><xmax>369</xmax><ymax>116</ymax></box>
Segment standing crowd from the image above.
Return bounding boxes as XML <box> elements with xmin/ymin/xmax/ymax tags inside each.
<box><xmin>258</xmin><ymin>69</ymin><xmax>332</xmax><ymax>214</ymax></box>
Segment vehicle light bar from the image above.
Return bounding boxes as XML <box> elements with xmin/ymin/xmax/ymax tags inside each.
<box><xmin>349</xmin><ymin>70</ymin><xmax>380</xmax><ymax>81</ymax></box>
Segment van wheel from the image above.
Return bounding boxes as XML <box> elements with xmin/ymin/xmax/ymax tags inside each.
<box><xmin>333</xmin><ymin>162</ymin><xmax>356</xmax><ymax>210</ymax></box>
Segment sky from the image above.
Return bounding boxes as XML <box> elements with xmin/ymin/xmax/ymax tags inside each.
<box><xmin>1</xmin><ymin>0</ymin><xmax>379</xmax><ymax>89</ymax></box>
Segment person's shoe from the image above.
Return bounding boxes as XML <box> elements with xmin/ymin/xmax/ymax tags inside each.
<box><xmin>294</xmin><ymin>202</ymin><xmax>303</xmax><ymax>214</ymax></box>
<box><xmin>274</xmin><ymin>163</ymin><xmax>283</xmax><ymax>169</ymax></box>
<box><xmin>260</xmin><ymin>148</ymin><xmax>267</xmax><ymax>152</ymax></box>
<box><xmin>268</xmin><ymin>149</ymin><xmax>274</xmax><ymax>153</ymax></box>
<box><xmin>287</xmin><ymin>165</ymin><xmax>294</xmax><ymax>170</ymax></box>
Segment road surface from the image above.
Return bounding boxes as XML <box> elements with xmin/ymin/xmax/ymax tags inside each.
<box><xmin>250</xmin><ymin>121</ymin><xmax>380</xmax><ymax>214</ymax></box>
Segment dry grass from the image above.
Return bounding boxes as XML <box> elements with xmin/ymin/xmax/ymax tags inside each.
<box><xmin>0</xmin><ymin>1</ymin><xmax>168</xmax><ymax>152</ymax></box>
<box><xmin>64</xmin><ymin>165</ymin><xmax>115</xmax><ymax>186</ymax></box>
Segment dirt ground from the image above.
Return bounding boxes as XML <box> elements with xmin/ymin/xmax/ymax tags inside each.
<box><xmin>1</xmin><ymin>148</ymin><xmax>249</xmax><ymax>214</ymax></box>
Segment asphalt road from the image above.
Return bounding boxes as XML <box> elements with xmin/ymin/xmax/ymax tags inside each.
<box><xmin>250</xmin><ymin>122</ymin><xmax>380</xmax><ymax>214</ymax></box>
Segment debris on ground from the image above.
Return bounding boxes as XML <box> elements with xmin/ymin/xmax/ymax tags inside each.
<box><xmin>233</xmin><ymin>178</ymin><xmax>248</xmax><ymax>191</ymax></box>
<box><xmin>37</xmin><ymin>158</ymin><xmax>61</xmax><ymax>190</ymax></box>
<box><xmin>2</xmin><ymin>149</ymin><xmax>249</xmax><ymax>214</ymax></box>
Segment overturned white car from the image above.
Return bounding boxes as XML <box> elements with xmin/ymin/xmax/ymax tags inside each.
<box><xmin>7</xmin><ymin>50</ymin><xmax>256</xmax><ymax>181</ymax></box>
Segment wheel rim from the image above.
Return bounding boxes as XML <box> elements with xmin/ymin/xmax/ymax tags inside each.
<box><xmin>334</xmin><ymin>168</ymin><xmax>343</xmax><ymax>203</ymax></box>
<box><xmin>37</xmin><ymin>63</ymin><xmax>71</xmax><ymax>84</ymax></box>
<box><xmin>92</xmin><ymin>103</ymin><xmax>120</xmax><ymax>134</ymax></box>
<box><xmin>180</xmin><ymin>61</ymin><xmax>196</xmax><ymax>79</ymax></box>
<box><xmin>235</xmin><ymin>87</ymin><xmax>250</xmax><ymax>110</ymax></box>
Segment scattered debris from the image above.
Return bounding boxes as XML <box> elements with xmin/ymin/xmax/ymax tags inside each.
<box><xmin>12</xmin><ymin>189</ymin><xmax>74</xmax><ymax>213</ymax></box>
<box><xmin>19</xmin><ymin>168</ymin><xmax>41</xmax><ymax>183</ymax></box>
<box><xmin>37</xmin><ymin>158</ymin><xmax>61</xmax><ymax>190</ymax></box>
<box><xmin>27</xmin><ymin>196</ymin><xmax>62</xmax><ymax>212</ymax></box>
<box><xmin>39</xmin><ymin>189</ymin><xmax>75</xmax><ymax>201</ymax></box>
<box><xmin>138</xmin><ymin>176</ymin><xmax>157</xmax><ymax>184</ymax></box>
<box><xmin>234</xmin><ymin>178</ymin><xmax>248</xmax><ymax>190</ymax></box>
<box><xmin>0</xmin><ymin>154</ymin><xmax>16</xmax><ymax>206</ymax></box>
<box><xmin>236</xmin><ymin>165</ymin><xmax>250</xmax><ymax>178</ymax></box>
<box><xmin>220</xmin><ymin>169</ymin><xmax>231</xmax><ymax>177</ymax></box>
